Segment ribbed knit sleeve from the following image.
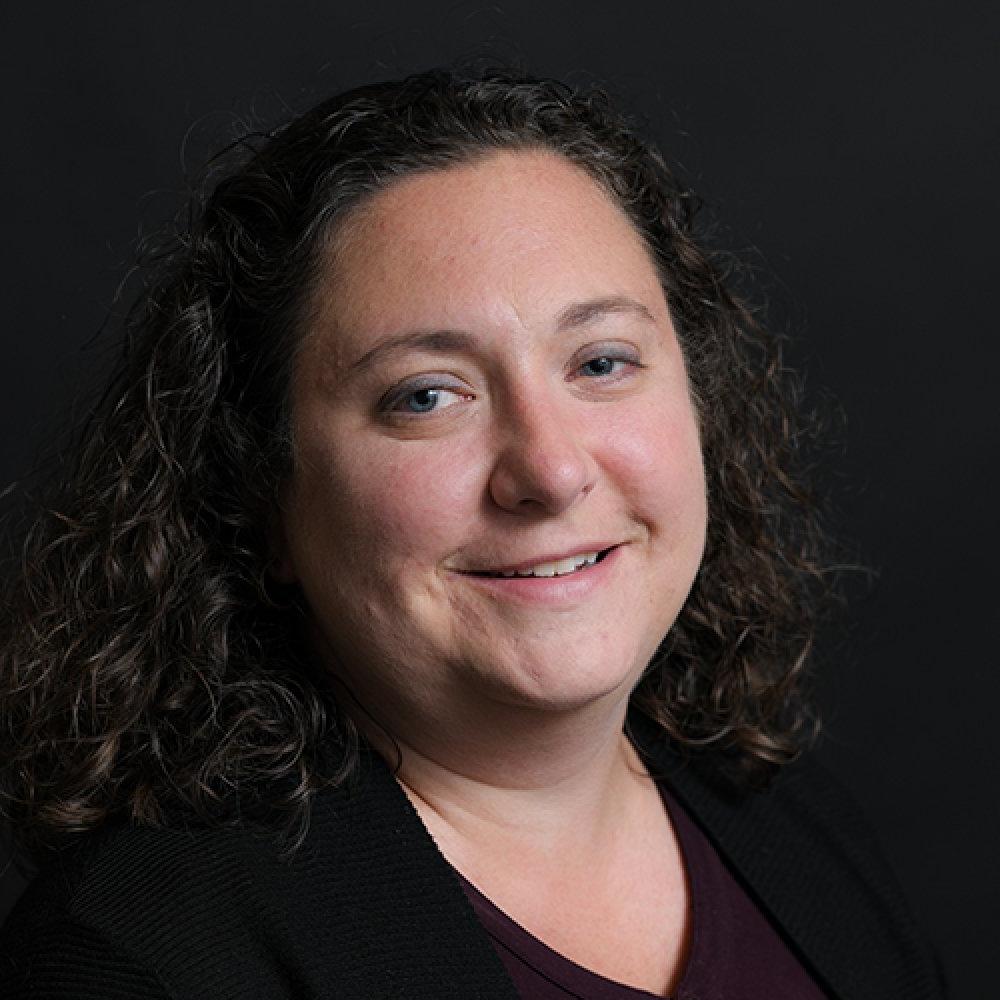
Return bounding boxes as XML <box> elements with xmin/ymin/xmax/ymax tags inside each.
<box><xmin>1</xmin><ymin>918</ymin><xmax>171</xmax><ymax>998</ymax></box>
<box><xmin>0</xmin><ymin>757</ymin><xmax>522</xmax><ymax>1000</ymax></box>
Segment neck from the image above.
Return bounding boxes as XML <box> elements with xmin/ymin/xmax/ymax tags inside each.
<box><xmin>353</xmin><ymin>692</ymin><xmax>652</xmax><ymax>864</ymax></box>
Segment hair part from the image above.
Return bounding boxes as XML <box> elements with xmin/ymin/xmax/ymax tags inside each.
<box><xmin>0</xmin><ymin>65</ymin><xmax>837</xmax><ymax>864</ymax></box>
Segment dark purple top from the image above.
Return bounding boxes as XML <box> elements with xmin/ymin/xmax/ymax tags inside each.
<box><xmin>454</xmin><ymin>782</ymin><xmax>829</xmax><ymax>999</ymax></box>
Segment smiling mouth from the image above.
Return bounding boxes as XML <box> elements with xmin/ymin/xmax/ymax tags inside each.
<box><xmin>467</xmin><ymin>547</ymin><xmax>615</xmax><ymax>579</ymax></box>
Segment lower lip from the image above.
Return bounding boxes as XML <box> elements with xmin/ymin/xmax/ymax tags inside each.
<box><xmin>455</xmin><ymin>545</ymin><xmax>623</xmax><ymax>606</ymax></box>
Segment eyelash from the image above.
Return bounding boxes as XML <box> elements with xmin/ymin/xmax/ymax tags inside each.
<box><xmin>382</xmin><ymin>351</ymin><xmax>643</xmax><ymax>417</ymax></box>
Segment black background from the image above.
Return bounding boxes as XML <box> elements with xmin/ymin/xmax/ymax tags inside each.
<box><xmin>2</xmin><ymin>2</ymin><xmax>997</xmax><ymax>996</ymax></box>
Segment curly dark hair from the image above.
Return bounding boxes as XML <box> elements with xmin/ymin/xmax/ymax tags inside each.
<box><xmin>0</xmin><ymin>66</ymin><xmax>835</xmax><ymax>864</ymax></box>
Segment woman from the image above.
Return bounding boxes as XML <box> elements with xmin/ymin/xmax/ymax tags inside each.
<box><xmin>0</xmin><ymin>67</ymin><xmax>943</xmax><ymax>998</ymax></box>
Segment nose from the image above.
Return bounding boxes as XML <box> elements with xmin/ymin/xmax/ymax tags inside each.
<box><xmin>488</xmin><ymin>393</ymin><xmax>597</xmax><ymax>515</ymax></box>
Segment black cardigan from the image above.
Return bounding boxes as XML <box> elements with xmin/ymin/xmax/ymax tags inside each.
<box><xmin>0</xmin><ymin>714</ymin><xmax>945</xmax><ymax>999</ymax></box>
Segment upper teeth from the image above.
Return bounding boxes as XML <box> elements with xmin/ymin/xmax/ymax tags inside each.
<box><xmin>500</xmin><ymin>551</ymin><xmax>600</xmax><ymax>578</ymax></box>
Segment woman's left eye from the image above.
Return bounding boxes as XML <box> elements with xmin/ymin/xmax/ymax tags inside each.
<box><xmin>578</xmin><ymin>355</ymin><xmax>636</xmax><ymax>379</ymax></box>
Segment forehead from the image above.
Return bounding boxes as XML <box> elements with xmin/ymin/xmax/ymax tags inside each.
<box><xmin>314</xmin><ymin>150</ymin><xmax>668</xmax><ymax>344</ymax></box>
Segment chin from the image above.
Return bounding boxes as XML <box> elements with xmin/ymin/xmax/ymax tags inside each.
<box><xmin>471</xmin><ymin>641</ymin><xmax>645</xmax><ymax>713</ymax></box>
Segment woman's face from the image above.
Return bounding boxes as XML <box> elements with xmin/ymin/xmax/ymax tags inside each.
<box><xmin>276</xmin><ymin>150</ymin><xmax>707</xmax><ymax>734</ymax></box>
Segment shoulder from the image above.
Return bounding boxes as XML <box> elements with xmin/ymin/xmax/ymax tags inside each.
<box><xmin>0</xmin><ymin>754</ymin><xmax>517</xmax><ymax>1000</ymax></box>
<box><xmin>678</xmin><ymin>744</ymin><xmax>895</xmax><ymax>871</ymax></box>
<box><xmin>632</xmin><ymin>714</ymin><xmax>946</xmax><ymax>1000</ymax></box>
<box><xmin>0</xmin><ymin>819</ymin><xmax>278</xmax><ymax>999</ymax></box>
<box><xmin>0</xmin><ymin>767</ymin><xmax>394</xmax><ymax>999</ymax></box>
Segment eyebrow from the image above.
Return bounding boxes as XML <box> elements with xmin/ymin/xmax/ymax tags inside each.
<box><xmin>554</xmin><ymin>294</ymin><xmax>656</xmax><ymax>331</ymax></box>
<box><xmin>347</xmin><ymin>294</ymin><xmax>657</xmax><ymax>374</ymax></box>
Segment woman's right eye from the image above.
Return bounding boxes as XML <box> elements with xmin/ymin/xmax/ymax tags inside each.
<box><xmin>385</xmin><ymin>385</ymin><xmax>469</xmax><ymax>416</ymax></box>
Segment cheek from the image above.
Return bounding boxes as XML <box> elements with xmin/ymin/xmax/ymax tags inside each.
<box><xmin>600</xmin><ymin>394</ymin><xmax>706</xmax><ymax>522</ymax></box>
<box><xmin>294</xmin><ymin>434</ymin><xmax>484</xmax><ymax>570</ymax></box>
